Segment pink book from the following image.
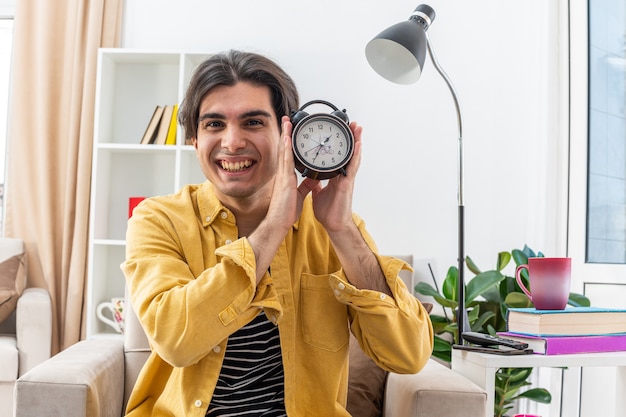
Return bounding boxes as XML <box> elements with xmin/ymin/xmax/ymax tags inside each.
<box><xmin>497</xmin><ymin>332</ymin><xmax>626</xmax><ymax>355</ymax></box>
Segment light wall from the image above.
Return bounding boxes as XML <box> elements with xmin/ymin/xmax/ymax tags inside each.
<box><xmin>122</xmin><ymin>0</ymin><xmax>569</xmax><ymax>286</ymax></box>
<box><xmin>0</xmin><ymin>0</ymin><xmax>14</xmax><ymax>17</ymax></box>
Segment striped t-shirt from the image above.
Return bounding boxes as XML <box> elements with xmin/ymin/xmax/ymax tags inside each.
<box><xmin>206</xmin><ymin>310</ymin><xmax>286</xmax><ymax>417</ymax></box>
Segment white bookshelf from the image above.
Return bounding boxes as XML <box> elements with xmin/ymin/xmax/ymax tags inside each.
<box><xmin>86</xmin><ymin>49</ymin><xmax>208</xmax><ymax>337</ymax></box>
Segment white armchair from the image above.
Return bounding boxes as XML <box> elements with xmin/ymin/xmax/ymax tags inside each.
<box><xmin>14</xmin><ymin>255</ymin><xmax>486</xmax><ymax>416</ymax></box>
<box><xmin>0</xmin><ymin>238</ymin><xmax>52</xmax><ymax>417</ymax></box>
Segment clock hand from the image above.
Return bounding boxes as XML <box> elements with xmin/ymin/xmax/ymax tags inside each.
<box><xmin>305</xmin><ymin>144</ymin><xmax>322</xmax><ymax>153</ymax></box>
<box><xmin>312</xmin><ymin>134</ymin><xmax>332</xmax><ymax>163</ymax></box>
<box><xmin>302</xmin><ymin>133</ymin><xmax>325</xmax><ymax>154</ymax></box>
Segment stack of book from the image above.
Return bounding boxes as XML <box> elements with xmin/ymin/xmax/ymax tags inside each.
<box><xmin>498</xmin><ymin>306</ymin><xmax>626</xmax><ymax>355</ymax></box>
<box><xmin>140</xmin><ymin>104</ymin><xmax>178</xmax><ymax>145</ymax></box>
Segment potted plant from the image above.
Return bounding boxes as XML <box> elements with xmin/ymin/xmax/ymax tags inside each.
<box><xmin>415</xmin><ymin>245</ymin><xmax>590</xmax><ymax>417</ymax></box>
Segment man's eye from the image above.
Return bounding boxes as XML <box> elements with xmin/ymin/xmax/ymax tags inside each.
<box><xmin>203</xmin><ymin>121</ymin><xmax>223</xmax><ymax>129</ymax></box>
<box><xmin>246</xmin><ymin>119</ymin><xmax>263</xmax><ymax>126</ymax></box>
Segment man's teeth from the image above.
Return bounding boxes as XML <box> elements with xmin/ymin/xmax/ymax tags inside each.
<box><xmin>221</xmin><ymin>160</ymin><xmax>253</xmax><ymax>172</ymax></box>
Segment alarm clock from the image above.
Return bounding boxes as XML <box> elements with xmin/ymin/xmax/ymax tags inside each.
<box><xmin>290</xmin><ymin>100</ymin><xmax>354</xmax><ymax>180</ymax></box>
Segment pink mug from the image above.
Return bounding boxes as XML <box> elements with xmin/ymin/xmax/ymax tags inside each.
<box><xmin>515</xmin><ymin>257</ymin><xmax>571</xmax><ymax>310</ymax></box>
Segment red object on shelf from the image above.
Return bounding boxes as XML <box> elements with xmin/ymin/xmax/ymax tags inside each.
<box><xmin>129</xmin><ymin>197</ymin><xmax>146</xmax><ymax>218</ymax></box>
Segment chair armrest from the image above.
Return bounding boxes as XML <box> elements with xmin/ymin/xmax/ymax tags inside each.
<box><xmin>383</xmin><ymin>359</ymin><xmax>487</xmax><ymax>417</ymax></box>
<box><xmin>14</xmin><ymin>338</ymin><xmax>125</xmax><ymax>417</ymax></box>
<box><xmin>16</xmin><ymin>287</ymin><xmax>52</xmax><ymax>375</ymax></box>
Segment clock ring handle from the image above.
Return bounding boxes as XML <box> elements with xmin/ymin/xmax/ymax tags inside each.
<box><xmin>299</xmin><ymin>99</ymin><xmax>339</xmax><ymax>112</ymax></box>
<box><xmin>292</xmin><ymin>99</ymin><xmax>350</xmax><ymax>125</ymax></box>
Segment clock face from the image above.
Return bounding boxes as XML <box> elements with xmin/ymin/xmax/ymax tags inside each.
<box><xmin>292</xmin><ymin>114</ymin><xmax>354</xmax><ymax>180</ymax></box>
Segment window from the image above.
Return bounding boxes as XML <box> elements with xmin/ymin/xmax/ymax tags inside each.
<box><xmin>586</xmin><ymin>0</ymin><xmax>626</xmax><ymax>264</ymax></box>
<box><xmin>0</xmin><ymin>18</ymin><xmax>13</xmax><ymax>236</ymax></box>
<box><xmin>569</xmin><ymin>0</ymin><xmax>626</xmax><ymax>293</ymax></box>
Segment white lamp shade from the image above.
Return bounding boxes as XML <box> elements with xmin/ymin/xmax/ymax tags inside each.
<box><xmin>365</xmin><ymin>20</ymin><xmax>427</xmax><ymax>85</ymax></box>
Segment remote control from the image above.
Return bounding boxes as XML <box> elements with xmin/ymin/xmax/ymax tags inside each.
<box><xmin>461</xmin><ymin>332</ymin><xmax>529</xmax><ymax>350</ymax></box>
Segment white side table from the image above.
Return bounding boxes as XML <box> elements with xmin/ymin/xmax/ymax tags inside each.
<box><xmin>451</xmin><ymin>349</ymin><xmax>626</xmax><ymax>417</ymax></box>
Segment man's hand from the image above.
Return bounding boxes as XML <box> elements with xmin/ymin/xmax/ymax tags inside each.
<box><xmin>297</xmin><ymin>122</ymin><xmax>390</xmax><ymax>294</ymax></box>
<box><xmin>248</xmin><ymin>116</ymin><xmax>308</xmax><ymax>282</ymax></box>
<box><xmin>297</xmin><ymin>121</ymin><xmax>363</xmax><ymax>233</ymax></box>
<box><xmin>263</xmin><ymin>116</ymin><xmax>301</xmax><ymax>231</ymax></box>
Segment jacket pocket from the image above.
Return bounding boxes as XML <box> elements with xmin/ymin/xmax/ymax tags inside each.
<box><xmin>300</xmin><ymin>273</ymin><xmax>349</xmax><ymax>352</ymax></box>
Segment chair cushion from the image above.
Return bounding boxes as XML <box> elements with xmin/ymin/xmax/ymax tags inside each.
<box><xmin>346</xmin><ymin>302</ymin><xmax>433</xmax><ymax>417</ymax></box>
<box><xmin>0</xmin><ymin>335</ymin><xmax>18</xmax><ymax>381</ymax></box>
<box><xmin>346</xmin><ymin>333</ymin><xmax>388</xmax><ymax>417</ymax></box>
<box><xmin>0</xmin><ymin>253</ymin><xmax>26</xmax><ymax>324</ymax></box>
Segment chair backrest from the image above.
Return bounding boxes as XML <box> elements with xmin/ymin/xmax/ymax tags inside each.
<box><xmin>121</xmin><ymin>254</ymin><xmax>415</xmax><ymax>408</ymax></box>
<box><xmin>0</xmin><ymin>238</ymin><xmax>25</xmax><ymax>334</ymax></box>
<box><xmin>123</xmin><ymin>288</ymin><xmax>150</xmax><ymax>407</ymax></box>
<box><xmin>395</xmin><ymin>254</ymin><xmax>414</xmax><ymax>292</ymax></box>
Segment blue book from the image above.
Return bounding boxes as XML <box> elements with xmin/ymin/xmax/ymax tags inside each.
<box><xmin>506</xmin><ymin>307</ymin><xmax>626</xmax><ymax>336</ymax></box>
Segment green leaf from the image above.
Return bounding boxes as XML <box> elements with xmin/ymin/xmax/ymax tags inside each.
<box><xmin>432</xmin><ymin>321</ymin><xmax>449</xmax><ymax>335</ymax></box>
<box><xmin>443</xmin><ymin>323</ymin><xmax>458</xmax><ymax>336</ymax></box>
<box><xmin>511</xmin><ymin>248</ymin><xmax>529</xmax><ymax>266</ymax></box>
<box><xmin>507</xmin><ymin>379</ymin><xmax>531</xmax><ymax>391</ymax></box>
<box><xmin>467</xmin><ymin>306</ymin><xmax>480</xmax><ymax>320</ymax></box>
<box><xmin>431</xmin><ymin>335</ymin><xmax>452</xmax><ymax>362</ymax></box>
<box><xmin>429</xmin><ymin>314</ymin><xmax>449</xmax><ymax>323</ymax></box>
<box><xmin>508</xmin><ymin>367</ymin><xmax>533</xmax><ymax>382</ymax></box>
<box><xmin>433</xmin><ymin>335</ymin><xmax>452</xmax><ymax>352</ymax></box>
<box><xmin>472</xmin><ymin>311</ymin><xmax>496</xmax><ymax>331</ymax></box>
<box><xmin>430</xmin><ymin>315</ymin><xmax>451</xmax><ymax>334</ymax></box>
<box><xmin>512</xmin><ymin>388</ymin><xmax>552</xmax><ymax>403</ymax></box>
<box><xmin>496</xmin><ymin>251</ymin><xmax>511</xmax><ymax>271</ymax></box>
<box><xmin>414</xmin><ymin>282</ymin><xmax>440</xmax><ymax>297</ymax></box>
<box><xmin>442</xmin><ymin>266</ymin><xmax>458</xmax><ymax>301</ymax></box>
<box><xmin>431</xmin><ymin>348</ymin><xmax>451</xmax><ymax>363</ymax></box>
<box><xmin>504</xmin><ymin>292</ymin><xmax>532</xmax><ymax>308</ymax></box>
<box><xmin>568</xmin><ymin>292</ymin><xmax>591</xmax><ymax>307</ymax></box>
<box><xmin>504</xmin><ymin>384</ymin><xmax>531</xmax><ymax>402</ymax></box>
<box><xmin>499</xmin><ymin>275</ymin><xmax>520</xmax><ymax>297</ymax></box>
<box><xmin>433</xmin><ymin>294</ymin><xmax>458</xmax><ymax>309</ymax></box>
<box><xmin>466</xmin><ymin>255</ymin><xmax>482</xmax><ymax>275</ymax></box>
<box><xmin>521</xmin><ymin>245</ymin><xmax>539</xmax><ymax>259</ymax></box>
<box><xmin>498</xmin><ymin>367</ymin><xmax>532</xmax><ymax>384</ymax></box>
<box><xmin>466</xmin><ymin>270</ymin><xmax>505</xmax><ymax>302</ymax></box>
<box><xmin>481</xmin><ymin>285</ymin><xmax>503</xmax><ymax>303</ymax></box>
<box><xmin>494</xmin><ymin>405</ymin><xmax>513</xmax><ymax>417</ymax></box>
<box><xmin>515</xmin><ymin>266</ymin><xmax>530</xmax><ymax>288</ymax></box>
<box><xmin>414</xmin><ymin>282</ymin><xmax>458</xmax><ymax>308</ymax></box>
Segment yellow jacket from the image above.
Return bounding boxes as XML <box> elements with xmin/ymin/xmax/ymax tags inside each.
<box><xmin>121</xmin><ymin>181</ymin><xmax>433</xmax><ymax>416</ymax></box>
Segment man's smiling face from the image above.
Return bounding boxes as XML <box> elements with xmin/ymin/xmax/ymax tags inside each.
<box><xmin>193</xmin><ymin>82</ymin><xmax>281</xmax><ymax>205</ymax></box>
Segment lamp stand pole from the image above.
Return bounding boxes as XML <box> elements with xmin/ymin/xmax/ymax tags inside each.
<box><xmin>425</xmin><ymin>33</ymin><xmax>469</xmax><ymax>343</ymax></box>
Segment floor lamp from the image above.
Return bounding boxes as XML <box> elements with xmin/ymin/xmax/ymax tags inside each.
<box><xmin>365</xmin><ymin>4</ymin><xmax>470</xmax><ymax>344</ymax></box>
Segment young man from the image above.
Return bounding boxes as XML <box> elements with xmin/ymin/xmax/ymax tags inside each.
<box><xmin>121</xmin><ymin>50</ymin><xmax>433</xmax><ymax>417</ymax></box>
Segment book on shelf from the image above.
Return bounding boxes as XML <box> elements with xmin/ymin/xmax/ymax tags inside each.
<box><xmin>507</xmin><ymin>306</ymin><xmax>626</xmax><ymax>336</ymax></box>
<box><xmin>153</xmin><ymin>105</ymin><xmax>175</xmax><ymax>145</ymax></box>
<box><xmin>140</xmin><ymin>105</ymin><xmax>164</xmax><ymax>144</ymax></box>
<box><xmin>165</xmin><ymin>104</ymin><xmax>178</xmax><ymax>145</ymax></box>
<box><xmin>498</xmin><ymin>331</ymin><xmax>626</xmax><ymax>355</ymax></box>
